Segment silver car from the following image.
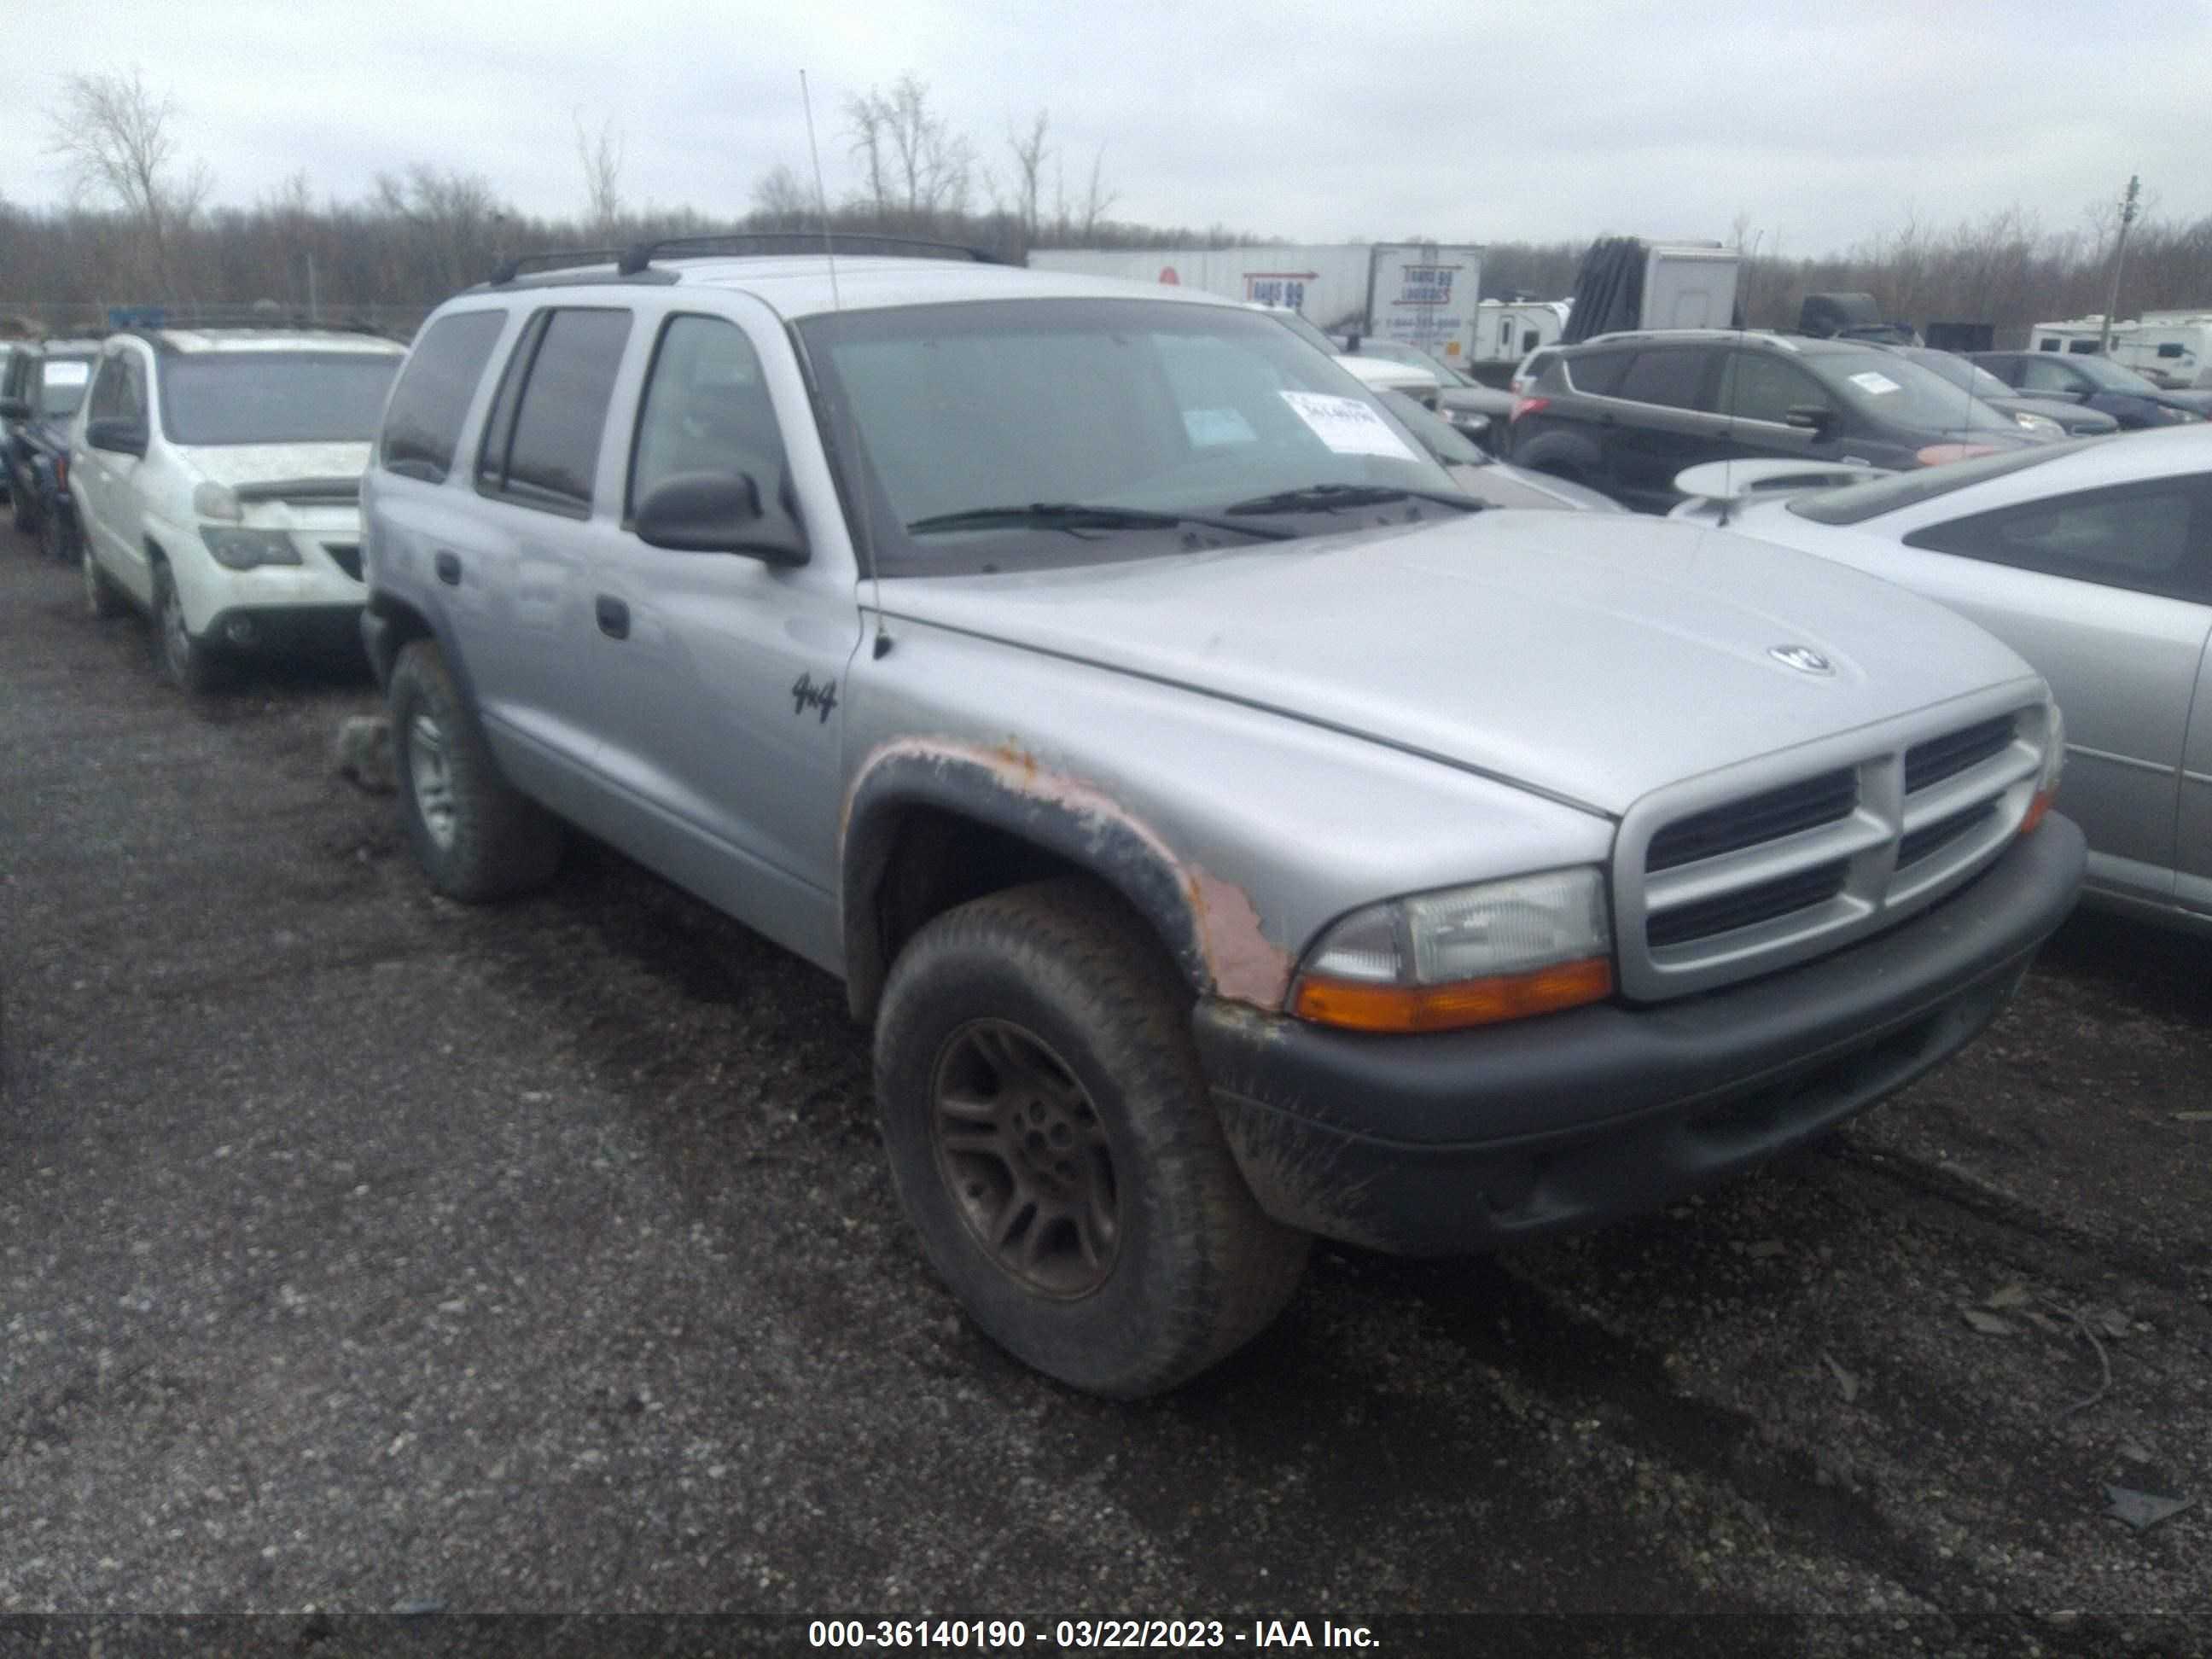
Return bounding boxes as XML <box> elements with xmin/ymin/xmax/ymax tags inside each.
<box><xmin>1674</xmin><ymin>428</ymin><xmax>2212</xmax><ymax>934</ymax></box>
<box><xmin>362</xmin><ymin>242</ymin><xmax>2080</xmax><ymax>1395</ymax></box>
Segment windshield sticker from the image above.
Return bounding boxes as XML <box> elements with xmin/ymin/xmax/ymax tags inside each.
<box><xmin>1278</xmin><ymin>392</ymin><xmax>1419</xmax><ymax>460</ymax></box>
<box><xmin>43</xmin><ymin>361</ymin><xmax>91</xmax><ymax>387</ymax></box>
<box><xmin>1848</xmin><ymin>371</ymin><xmax>1901</xmax><ymax>396</ymax></box>
<box><xmin>1183</xmin><ymin>406</ymin><xmax>1257</xmax><ymax>447</ymax></box>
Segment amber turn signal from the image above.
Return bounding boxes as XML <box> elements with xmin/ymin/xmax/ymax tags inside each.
<box><xmin>2020</xmin><ymin>784</ymin><xmax>2057</xmax><ymax>837</ymax></box>
<box><xmin>1291</xmin><ymin>956</ymin><xmax>1615</xmax><ymax>1033</ymax></box>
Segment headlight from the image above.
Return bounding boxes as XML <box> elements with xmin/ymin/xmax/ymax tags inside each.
<box><xmin>200</xmin><ymin>526</ymin><xmax>302</xmax><ymax>569</ymax></box>
<box><xmin>1290</xmin><ymin>867</ymin><xmax>1613</xmax><ymax>1033</ymax></box>
<box><xmin>192</xmin><ymin>481</ymin><xmax>242</xmax><ymax>521</ymax></box>
<box><xmin>2159</xmin><ymin>405</ymin><xmax>2198</xmax><ymax>423</ymax></box>
<box><xmin>2023</xmin><ymin>699</ymin><xmax>2064</xmax><ymax>835</ymax></box>
<box><xmin>2013</xmin><ymin>411</ymin><xmax>2063</xmax><ymax>438</ymax></box>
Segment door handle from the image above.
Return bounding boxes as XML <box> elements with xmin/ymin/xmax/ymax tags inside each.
<box><xmin>434</xmin><ymin>550</ymin><xmax>462</xmax><ymax>586</ymax></box>
<box><xmin>595</xmin><ymin>594</ymin><xmax>630</xmax><ymax>640</ymax></box>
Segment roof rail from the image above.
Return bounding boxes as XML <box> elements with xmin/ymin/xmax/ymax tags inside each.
<box><xmin>485</xmin><ymin>247</ymin><xmax>627</xmax><ymax>287</ymax></box>
<box><xmin>104</xmin><ymin>304</ymin><xmax>403</xmax><ymax>341</ymax></box>
<box><xmin>614</xmin><ymin>230</ymin><xmax>1005</xmax><ymax>274</ymax></box>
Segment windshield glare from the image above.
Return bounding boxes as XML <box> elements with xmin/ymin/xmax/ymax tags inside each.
<box><xmin>1906</xmin><ymin>351</ymin><xmax>2014</xmax><ymax>401</ymax></box>
<box><xmin>160</xmin><ymin>352</ymin><xmax>403</xmax><ymax>445</ymax></box>
<box><xmin>2068</xmin><ymin>354</ymin><xmax>2164</xmax><ymax>393</ymax></box>
<box><xmin>799</xmin><ymin>300</ymin><xmax>1457</xmax><ymax>572</ymax></box>
<box><xmin>1812</xmin><ymin>350</ymin><xmax>2019</xmax><ymax>433</ymax></box>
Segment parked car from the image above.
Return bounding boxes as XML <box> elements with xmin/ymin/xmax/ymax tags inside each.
<box><xmin>0</xmin><ymin>340</ymin><xmax>36</xmax><ymax>504</ymax></box>
<box><xmin>1871</xmin><ymin>346</ymin><xmax>2118</xmax><ymax>439</ymax></box>
<box><xmin>1372</xmin><ymin>388</ymin><xmax>1622</xmax><ymax>510</ymax></box>
<box><xmin>1353</xmin><ymin>339</ymin><xmax>1518</xmax><ymax>445</ymax></box>
<box><xmin>1970</xmin><ymin>350</ymin><xmax>2212</xmax><ymax>428</ymax></box>
<box><xmin>1671</xmin><ymin>428</ymin><xmax>2212</xmax><ymax>934</ymax></box>
<box><xmin>361</xmin><ymin>239</ymin><xmax>2078</xmax><ymax>1397</ymax></box>
<box><xmin>3</xmin><ymin>338</ymin><xmax>100</xmax><ymax>560</ymax></box>
<box><xmin>1506</xmin><ymin>329</ymin><xmax>2039</xmax><ymax>512</ymax></box>
<box><xmin>67</xmin><ymin>323</ymin><xmax>406</xmax><ymax>690</ymax></box>
<box><xmin>1254</xmin><ymin>306</ymin><xmax>1441</xmax><ymax>402</ymax></box>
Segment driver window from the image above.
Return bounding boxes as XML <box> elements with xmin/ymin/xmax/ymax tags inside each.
<box><xmin>1714</xmin><ymin>352</ymin><xmax>1827</xmax><ymax>424</ymax></box>
<box><xmin>629</xmin><ymin>315</ymin><xmax>789</xmax><ymax>516</ymax></box>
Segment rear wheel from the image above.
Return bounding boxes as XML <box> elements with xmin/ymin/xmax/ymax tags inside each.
<box><xmin>388</xmin><ymin>639</ymin><xmax>563</xmax><ymax>900</ymax></box>
<box><xmin>80</xmin><ymin>538</ymin><xmax>123</xmax><ymax>618</ymax></box>
<box><xmin>875</xmin><ymin>878</ymin><xmax>1309</xmax><ymax>1397</ymax></box>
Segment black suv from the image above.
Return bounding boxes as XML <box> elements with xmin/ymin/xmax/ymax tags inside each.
<box><xmin>1</xmin><ymin>338</ymin><xmax>100</xmax><ymax>560</ymax></box>
<box><xmin>1505</xmin><ymin>330</ymin><xmax>2037</xmax><ymax>513</ymax></box>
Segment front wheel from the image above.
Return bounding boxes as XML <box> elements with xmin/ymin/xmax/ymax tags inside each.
<box><xmin>80</xmin><ymin>538</ymin><xmax>124</xmax><ymax>617</ymax></box>
<box><xmin>150</xmin><ymin>562</ymin><xmax>230</xmax><ymax>692</ymax></box>
<box><xmin>875</xmin><ymin>879</ymin><xmax>1309</xmax><ymax>1397</ymax></box>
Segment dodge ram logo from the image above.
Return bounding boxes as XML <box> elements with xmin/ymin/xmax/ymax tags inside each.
<box><xmin>1767</xmin><ymin>644</ymin><xmax>1834</xmax><ymax>676</ymax></box>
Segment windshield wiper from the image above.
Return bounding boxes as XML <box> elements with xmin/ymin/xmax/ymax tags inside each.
<box><xmin>907</xmin><ymin>502</ymin><xmax>1295</xmax><ymax>541</ymax></box>
<box><xmin>1222</xmin><ymin>483</ymin><xmax>1483</xmax><ymax>516</ymax></box>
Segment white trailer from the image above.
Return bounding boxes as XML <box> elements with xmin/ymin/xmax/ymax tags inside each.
<box><xmin>1027</xmin><ymin>242</ymin><xmax>1486</xmax><ymax>365</ymax></box>
<box><xmin>2028</xmin><ymin>313</ymin><xmax>2212</xmax><ymax>387</ymax></box>
<box><xmin>1467</xmin><ymin>299</ymin><xmax>1567</xmax><ymax>365</ymax></box>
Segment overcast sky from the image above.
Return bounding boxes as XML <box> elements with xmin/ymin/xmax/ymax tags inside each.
<box><xmin>4</xmin><ymin>0</ymin><xmax>2209</xmax><ymax>257</ymax></box>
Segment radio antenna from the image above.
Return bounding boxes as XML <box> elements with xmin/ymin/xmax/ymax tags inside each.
<box><xmin>800</xmin><ymin>70</ymin><xmax>841</xmax><ymax>312</ymax></box>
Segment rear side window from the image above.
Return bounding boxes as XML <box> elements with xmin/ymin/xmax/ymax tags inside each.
<box><xmin>477</xmin><ymin>308</ymin><xmax>632</xmax><ymax>514</ymax></box>
<box><xmin>1563</xmin><ymin>349</ymin><xmax>1627</xmax><ymax>395</ymax></box>
<box><xmin>381</xmin><ymin>311</ymin><xmax>506</xmax><ymax>483</ymax></box>
<box><xmin>1904</xmin><ymin>480</ymin><xmax>2209</xmax><ymax>602</ymax></box>
<box><xmin>1615</xmin><ymin>349</ymin><xmax>1708</xmax><ymax>410</ymax></box>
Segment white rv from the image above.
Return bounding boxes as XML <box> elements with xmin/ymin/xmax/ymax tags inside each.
<box><xmin>2028</xmin><ymin>313</ymin><xmax>2212</xmax><ymax>388</ymax></box>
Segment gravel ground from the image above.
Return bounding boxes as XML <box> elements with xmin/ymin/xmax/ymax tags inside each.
<box><xmin>2</xmin><ymin>528</ymin><xmax>2207</xmax><ymax>1652</ymax></box>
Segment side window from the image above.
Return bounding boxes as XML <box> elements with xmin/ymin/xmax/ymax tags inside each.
<box><xmin>2067</xmin><ymin>340</ymin><xmax>2100</xmax><ymax>355</ymax></box>
<box><xmin>1714</xmin><ymin>352</ymin><xmax>1829</xmax><ymax>424</ymax></box>
<box><xmin>1615</xmin><ymin>348</ymin><xmax>1709</xmax><ymax>410</ymax></box>
<box><xmin>2037</xmin><ymin>340</ymin><xmax>2061</xmax><ymax>352</ymax></box>
<box><xmin>1906</xmin><ymin>481</ymin><xmax>2209</xmax><ymax>602</ymax></box>
<box><xmin>86</xmin><ymin>357</ymin><xmax>126</xmax><ymax>420</ymax></box>
<box><xmin>477</xmin><ymin>308</ymin><xmax>632</xmax><ymax>515</ymax></box>
<box><xmin>381</xmin><ymin>310</ymin><xmax>507</xmax><ymax>483</ymax></box>
<box><xmin>628</xmin><ymin>315</ymin><xmax>791</xmax><ymax>513</ymax></box>
<box><xmin>2017</xmin><ymin>358</ymin><xmax>2081</xmax><ymax>394</ymax></box>
<box><xmin>88</xmin><ymin>353</ymin><xmax>147</xmax><ymax>422</ymax></box>
<box><xmin>1564</xmin><ymin>349</ymin><xmax>1629</xmax><ymax>396</ymax></box>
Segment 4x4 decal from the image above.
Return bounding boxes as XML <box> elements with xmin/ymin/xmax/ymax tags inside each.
<box><xmin>790</xmin><ymin>672</ymin><xmax>839</xmax><ymax>723</ymax></box>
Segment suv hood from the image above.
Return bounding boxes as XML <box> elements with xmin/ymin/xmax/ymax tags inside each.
<box><xmin>883</xmin><ymin>512</ymin><xmax>2038</xmax><ymax>816</ymax></box>
<box><xmin>177</xmin><ymin>441</ymin><xmax>373</xmax><ymax>492</ymax></box>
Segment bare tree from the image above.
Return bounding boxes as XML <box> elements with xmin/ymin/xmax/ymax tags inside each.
<box><xmin>844</xmin><ymin>76</ymin><xmax>973</xmax><ymax>226</ymax></box>
<box><xmin>44</xmin><ymin>67</ymin><xmax>212</xmax><ymax>291</ymax></box>
<box><xmin>574</xmin><ymin>110</ymin><xmax>625</xmax><ymax>236</ymax></box>
<box><xmin>1004</xmin><ymin>109</ymin><xmax>1051</xmax><ymax>240</ymax></box>
<box><xmin>750</xmin><ymin>163</ymin><xmax>817</xmax><ymax>228</ymax></box>
<box><xmin>1077</xmin><ymin>143</ymin><xmax>1117</xmax><ymax>239</ymax></box>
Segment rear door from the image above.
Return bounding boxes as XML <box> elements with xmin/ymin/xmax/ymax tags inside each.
<box><xmin>1898</xmin><ymin>475</ymin><xmax>2212</xmax><ymax>900</ymax></box>
<box><xmin>1598</xmin><ymin>344</ymin><xmax>1728</xmax><ymax>510</ymax></box>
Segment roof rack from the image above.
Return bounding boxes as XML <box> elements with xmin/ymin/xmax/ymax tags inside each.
<box><xmin>485</xmin><ymin>247</ymin><xmax>627</xmax><ymax>287</ymax></box>
<box><xmin>615</xmin><ymin>231</ymin><xmax>1004</xmax><ymax>274</ymax></box>
<box><xmin>105</xmin><ymin>304</ymin><xmax>403</xmax><ymax>342</ymax></box>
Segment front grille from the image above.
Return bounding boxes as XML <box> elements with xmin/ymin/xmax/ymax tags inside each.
<box><xmin>1646</xmin><ymin>769</ymin><xmax>1858</xmax><ymax>871</ymax></box>
<box><xmin>1905</xmin><ymin>716</ymin><xmax>2013</xmax><ymax>794</ymax></box>
<box><xmin>1619</xmin><ymin>701</ymin><xmax>2045</xmax><ymax>999</ymax></box>
<box><xmin>1646</xmin><ymin>860</ymin><xmax>1849</xmax><ymax>948</ymax></box>
<box><xmin>323</xmin><ymin>542</ymin><xmax>363</xmax><ymax>581</ymax></box>
<box><xmin>1898</xmin><ymin>801</ymin><xmax>1996</xmax><ymax>869</ymax></box>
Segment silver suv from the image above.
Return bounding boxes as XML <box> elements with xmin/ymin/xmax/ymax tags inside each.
<box><xmin>362</xmin><ymin>237</ymin><xmax>2085</xmax><ymax>1396</ymax></box>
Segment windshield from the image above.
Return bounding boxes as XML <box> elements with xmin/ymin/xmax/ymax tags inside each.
<box><xmin>2064</xmin><ymin>354</ymin><xmax>2167</xmax><ymax>394</ymax></box>
<box><xmin>1904</xmin><ymin>351</ymin><xmax>2015</xmax><ymax>402</ymax></box>
<box><xmin>159</xmin><ymin>352</ymin><xmax>403</xmax><ymax>445</ymax></box>
<box><xmin>798</xmin><ymin>299</ymin><xmax>1459</xmax><ymax>573</ymax></box>
<box><xmin>1375</xmin><ymin>388</ymin><xmax>1484</xmax><ymax>464</ymax></box>
<box><xmin>1266</xmin><ymin>311</ymin><xmax>1344</xmax><ymax>357</ymax></box>
<box><xmin>37</xmin><ymin>357</ymin><xmax>93</xmax><ymax>416</ymax></box>
<box><xmin>1785</xmin><ymin>439</ymin><xmax>2093</xmax><ymax>525</ymax></box>
<box><xmin>1807</xmin><ymin>349</ymin><xmax>2021</xmax><ymax>434</ymax></box>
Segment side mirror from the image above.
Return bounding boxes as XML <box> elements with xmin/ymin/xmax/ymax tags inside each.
<box><xmin>634</xmin><ymin>470</ymin><xmax>808</xmax><ymax>565</ymax></box>
<box><xmin>85</xmin><ymin>416</ymin><xmax>148</xmax><ymax>457</ymax></box>
<box><xmin>1785</xmin><ymin>404</ymin><xmax>1837</xmax><ymax>436</ymax></box>
<box><xmin>0</xmin><ymin>397</ymin><xmax>29</xmax><ymax>421</ymax></box>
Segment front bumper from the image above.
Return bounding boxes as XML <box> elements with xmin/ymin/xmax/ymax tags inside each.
<box><xmin>1194</xmin><ymin>815</ymin><xmax>2085</xmax><ymax>1254</ymax></box>
<box><xmin>199</xmin><ymin>602</ymin><xmax>366</xmax><ymax>664</ymax></box>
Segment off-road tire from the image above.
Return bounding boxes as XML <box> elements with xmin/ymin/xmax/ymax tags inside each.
<box><xmin>388</xmin><ymin>638</ymin><xmax>563</xmax><ymax>901</ymax></box>
<box><xmin>150</xmin><ymin>560</ymin><xmax>232</xmax><ymax>692</ymax></box>
<box><xmin>875</xmin><ymin>878</ymin><xmax>1309</xmax><ymax>1397</ymax></box>
<box><xmin>80</xmin><ymin>538</ymin><xmax>123</xmax><ymax>617</ymax></box>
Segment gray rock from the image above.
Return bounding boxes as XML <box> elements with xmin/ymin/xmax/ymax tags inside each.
<box><xmin>335</xmin><ymin>714</ymin><xmax>396</xmax><ymax>794</ymax></box>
